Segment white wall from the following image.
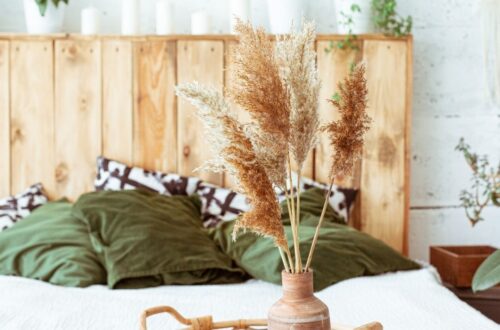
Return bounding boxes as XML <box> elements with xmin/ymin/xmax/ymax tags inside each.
<box><xmin>1</xmin><ymin>0</ymin><xmax>499</xmax><ymax>260</ymax></box>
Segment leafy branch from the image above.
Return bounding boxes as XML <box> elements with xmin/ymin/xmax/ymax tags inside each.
<box><xmin>372</xmin><ymin>0</ymin><xmax>412</xmax><ymax>36</ymax></box>
<box><xmin>34</xmin><ymin>0</ymin><xmax>69</xmax><ymax>17</ymax></box>
<box><xmin>456</xmin><ymin>138</ymin><xmax>500</xmax><ymax>226</ymax></box>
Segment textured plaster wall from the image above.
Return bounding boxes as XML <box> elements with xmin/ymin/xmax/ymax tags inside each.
<box><xmin>1</xmin><ymin>0</ymin><xmax>499</xmax><ymax>260</ymax></box>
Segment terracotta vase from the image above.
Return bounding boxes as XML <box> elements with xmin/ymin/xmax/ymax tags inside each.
<box><xmin>268</xmin><ymin>270</ymin><xmax>330</xmax><ymax>330</ymax></box>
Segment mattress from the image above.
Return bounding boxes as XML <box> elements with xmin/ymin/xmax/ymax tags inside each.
<box><xmin>0</xmin><ymin>267</ymin><xmax>497</xmax><ymax>330</ymax></box>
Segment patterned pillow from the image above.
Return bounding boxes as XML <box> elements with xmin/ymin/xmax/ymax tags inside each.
<box><xmin>95</xmin><ymin>157</ymin><xmax>203</xmax><ymax>196</ymax></box>
<box><xmin>0</xmin><ymin>183</ymin><xmax>48</xmax><ymax>232</ymax></box>
<box><xmin>276</xmin><ymin>173</ymin><xmax>358</xmax><ymax>222</ymax></box>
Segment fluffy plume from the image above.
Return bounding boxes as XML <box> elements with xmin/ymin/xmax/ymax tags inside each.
<box><xmin>175</xmin><ymin>82</ymin><xmax>287</xmax><ymax>248</ymax></box>
<box><xmin>228</xmin><ymin>20</ymin><xmax>290</xmax><ymax>189</ymax></box>
<box><xmin>277</xmin><ymin>21</ymin><xmax>321</xmax><ymax>169</ymax></box>
<box><xmin>324</xmin><ymin>65</ymin><xmax>371</xmax><ymax>180</ymax></box>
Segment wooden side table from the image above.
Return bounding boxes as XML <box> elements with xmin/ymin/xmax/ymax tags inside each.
<box><xmin>444</xmin><ymin>283</ymin><xmax>500</xmax><ymax>324</ymax></box>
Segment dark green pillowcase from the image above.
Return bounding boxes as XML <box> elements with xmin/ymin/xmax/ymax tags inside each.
<box><xmin>72</xmin><ymin>189</ymin><xmax>247</xmax><ymax>289</ymax></box>
<box><xmin>0</xmin><ymin>200</ymin><xmax>106</xmax><ymax>287</ymax></box>
<box><xmin>280</xmin><ymin>187</ymin><xmax>346</xmax><ymax>225</ymax></box>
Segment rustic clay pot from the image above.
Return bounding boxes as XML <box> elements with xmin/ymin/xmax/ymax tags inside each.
<box><xmin>268</xmin><ymin>270</ymin><xmax>330</xmax><ymax>330</ymax></box>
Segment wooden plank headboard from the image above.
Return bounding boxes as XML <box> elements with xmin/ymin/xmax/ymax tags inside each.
<box><xmin>0</xmin><ymin>34</ymin><xmax>412</xmax><ymax>254</ymax></box>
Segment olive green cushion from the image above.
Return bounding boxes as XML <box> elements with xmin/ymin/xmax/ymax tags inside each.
<box><xmin>0</xmin><ymin>200</ymin><xmax>106</xmax><ymax>287</ymax></box>
<box><xmin>72</xmin><ymin>189</ymin><xmax>247</xmax><ymax>289</ymax></box>
<box><xmin>211</xmin><ymin>190</ymin><xmax>419</xmax><ymax>291</ymax></box>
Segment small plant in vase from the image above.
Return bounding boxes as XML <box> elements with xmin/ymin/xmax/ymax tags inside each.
<box><xmin>176</xmin><ymin>20</ymin><xmax>370</xmax><ymax>329</ymax></box>
<box><xmin>24</xmin><ymin>0</ymin><xmax>69</xmax><ymax>34</ymax></box>
<box><xmin>456</xmin><ymin>138</ymin><xmax>500</xmax><ymax>292</ymax></box>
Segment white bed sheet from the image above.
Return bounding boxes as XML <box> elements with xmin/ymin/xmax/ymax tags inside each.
<box><xmin>0</xmin><ymin>267</ymin><xmax>497</xmax><ymax>330</ymax></box>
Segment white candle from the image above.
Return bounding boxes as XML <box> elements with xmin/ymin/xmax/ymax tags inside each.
<box><xmin>122</xmin><ymin>0</ymin><xmax>140</xmax><ymax>35</ymax></box>
<box><xmin>156</xmin><ymin>0</ymin><xmax>174</xmax><ymax>35</ymax></box>
<box><xmin>191</xmin><ymin>11</ymin><xmax>211</xmax><ymax>35</ymax></box>
<box><xmin>229</xmin><ymin>0</ymin><xmax>251</xmax><ymax>34</ymax></box>
<box><xmin>81</xmin><ymin>7</ymin><xmax>100</xmax><ymax>35</ymax></box>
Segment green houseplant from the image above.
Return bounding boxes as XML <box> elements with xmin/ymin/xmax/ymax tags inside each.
<box><xmin>24</xmin><ymin>0</ymin><xmax>68</xmax><ymax>34</ymax></box>
<box><xmin>456</xmin><ymin>138</ymin><xmax>500</xmax><ymax>292</ymax></box>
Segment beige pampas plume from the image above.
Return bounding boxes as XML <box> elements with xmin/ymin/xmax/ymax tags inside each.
<box><xmin>228</xmin><ymin>20</ymin><xmax>291</xmax><ymax>190</ymax></box>
<box><xmin>277</xmin><ymin>21</ymin><xmax>321</xmax><ymax>170</ymax></box>
<box><xmin>175</xmin><ymin>82</ymin><xmax>287</xmax><ymax>248</ymax></box>
<box><xmin>324</xmin><ymin>64</ymin><xmax>371</xmax><ymax>180</ymax></box>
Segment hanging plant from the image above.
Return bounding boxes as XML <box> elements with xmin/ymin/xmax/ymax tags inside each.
<box><xmin>35</xmin><ymin>0</ymin><xmax>69</xmax><ymax>17</ymax></box>
<box><xmin>372</xmin><ymin>0</ymin><xmax>412</xmax><ymax>36</ymax></box>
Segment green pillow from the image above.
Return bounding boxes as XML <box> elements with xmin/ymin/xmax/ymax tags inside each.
<box><xmin>0</xmin><ymin>200</ymin><xmax>106</xmax><ymax>287</ymax></box>
<box><xmin>72</xmin><ymin>190</ymin><xmax>247</xmax><ymax>289</ymax></box>
<box><xmin>280</xmin><ymin>187</ymin><xmax>346</xmax><ymax>225</ymax></box>
<box><xmin>211</xmin><ymin>190</ymin><xmax>419</xmax><ymax>291</ymax></box>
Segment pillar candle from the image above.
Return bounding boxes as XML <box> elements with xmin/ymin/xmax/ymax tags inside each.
<box><xmin>81</xmin><ymin>6</ymin><xmax>100</xmax><ymax>35</ymax></box>
<box><xmin>122</xmin><ymin>0</ymin><xmax>140</xmax><ymax>35</ymax></box>
<box><xmin>191</xmin><ymin>11</ymin><xmax>211</xmax><ymax>35</ymax></box>
<box><xmin>156</xmin><ymin>0</ymin><xmax>174</xmax><ymax>35</ymax></box>
<box><xmin>229</xmin><ymin>0</ymin><xmax>250</xmax><ymax>33</ymax></box>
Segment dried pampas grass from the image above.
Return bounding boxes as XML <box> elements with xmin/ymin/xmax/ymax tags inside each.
<box><xmin>228</xmin><ymin>20</ymin><xmax>290</xmax><ymax>190</ymax></box>
<box><xmin>277</xmin><ymin>21</ymin><xmax>321</xmax><ymax>170</ymax></box>
<box><xmin>324</xmin><ymin>64</ymin><xmax>371</xmax><ymax>180</ymax></box>
<box><xmin>175</xmin><ymin>82</ymin><xmax>287</xmax><ymax>249</ymax></box>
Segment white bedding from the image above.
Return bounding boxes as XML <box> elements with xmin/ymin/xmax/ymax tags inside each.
<box><xmin>0</xmin><ymin>267</ymin><xmax>497</xmax><ymax>330</ymax></box>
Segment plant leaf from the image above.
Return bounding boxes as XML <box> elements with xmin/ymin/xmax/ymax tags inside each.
<box><xmin>472</xmin><ymin>250</ymin><xmax>500</xmax><ymax>292</ymax></box>
<box><xmin>35</xmin><ymin>0</ymin><xmax>48</xmax><ymax>16</ymax></box>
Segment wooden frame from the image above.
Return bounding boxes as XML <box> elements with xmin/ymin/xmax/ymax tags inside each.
<box><xmin>0</xmin><ymin>34</ymin><xmax>412</xmax><ymax>254</ymax></box>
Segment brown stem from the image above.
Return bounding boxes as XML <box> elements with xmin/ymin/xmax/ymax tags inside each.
<box><xmin>305</xmin><ymin>180</ymin><xmax>334</xmax><ymax>271</ymax></box>
<box><xmin>279</xmin><ymin>248</ymin><xmax>290</xmax><ymax>273</ymax></box>
<box><xmin>296</xmin><ymin>169</ymin><xmax>303</xmax><ymax>272</ymax></box>
<box><xmin>283</xmin><ymin>188</ymin><xmax>297</xmax><ymax>273</ymax></box>
<box><xmin>287</xmin><ymin>155</ymin><xmax>301</xmax><ymax>273</ymax></box>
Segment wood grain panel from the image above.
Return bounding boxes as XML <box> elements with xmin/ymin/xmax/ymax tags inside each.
<box><xmin>55</xmin><ymin>40</ymin><xmax>101</xmax><ymax>200</ymax></box>
<box><xmin>10</xmin><ymin>41</ymin><xmax>55</xmax><ymax>197</ymax></box>
<box><xmin>102</xmin><ymin>40</ymin><xmax>133</xmax><ymax>163</ymax></box>
<box><xmin>361</xmin><ymin>40</ymin><xmax>408</xmax><ymax>253</ymax></box>
<box><xmin>177</xmin><ymin>40</ymin><xmax>224</xmax><ymax>185</ymax></box>
<box><xmin>0</xmin><ymin>41</ymin><xmax>9</xmax><ymax>196</ymax></box>
<box><xmin>315</xmin><ymin>41</ymin><xmax>363</xmax><ymax>187</ymax></box>
<box><xmin>133</xmin><ymin>40</ymin><xmax>177</xmax><ymax>173</ymax></box>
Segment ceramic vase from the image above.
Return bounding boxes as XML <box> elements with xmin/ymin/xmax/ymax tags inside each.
<box><xmin>268</xmin><ymin>271</ymin><xmax>330</xmax><ymax>329</ymax></box>
<box><xmin>23</xmin><ymin>0</ymin><xmax>66</xmax><ymax>34</ymax></box>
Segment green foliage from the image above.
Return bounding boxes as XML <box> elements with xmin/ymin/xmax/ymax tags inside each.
<box><xmin>456</xmin><ymin>138</ymin><xmax>500</xmax><ymax>226</ymax></box>
<box><xmin>372</xmin><ymin>0</ymin><xmax>412</xmax><ymax>36</ymax></box>
<box><xmin>34</xmin><ymin>0</ymin><xmax>69</xmax><ymax>17</ymax></box>
<box><xmin>472</xmin><ymin>250</ymin><xmax>500</xmax><ymax>292</ymax></box>
<box><xmin>326</xmin><ymin>4</ymin><xmax>361</xmax><ymax>53</ymax></box>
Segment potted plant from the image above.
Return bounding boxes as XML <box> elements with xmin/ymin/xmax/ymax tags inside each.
<box><xmin>24</xmin><ymin>0</ymin><xmax>68</xmax><ymax>34</ymax></box>
<box><xmin>431</xmin><ymin>139</ymin><xmax>499</xmax><ymax>291</ymax></box>
<box><xmin>177</xmin><ymin>20</ymin><xmax>370</xmax><ymax>329</ymax></box>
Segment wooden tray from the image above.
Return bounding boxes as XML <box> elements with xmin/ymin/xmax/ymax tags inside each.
<box><xmin>139</xmin><ymin>306</ymin><xmax>383</xmax><ymax>330</ymax></box>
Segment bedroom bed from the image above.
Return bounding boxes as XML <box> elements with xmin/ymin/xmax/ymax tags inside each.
<box><xmin>0</xmin><ymin>267</ymin><xmax>497</xmax><ymax>330</ymax></box>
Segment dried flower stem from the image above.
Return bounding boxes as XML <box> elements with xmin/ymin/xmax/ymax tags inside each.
<box><xmin>305</xmin><ymin>180</ymin><xmax>335</xmax><ymax>271</ymax></box>
<box><xmin>279</xmin><ymin>248</ymin><xmax>290</xmax><ymax>273</ymax></box>
<box><xmin>287</xmin><ymin>154</ymin><xmax>302</xmax><ymax>273</ymax></box>
<box><xmin>283</xmin><ymin>187</ymin><xmax>297</xmax><ymax>273</ymax></box>
<box><xmin>296</xmin><ymin>169</ymin><xmax>302</xmax><ymax>272</ymax></box>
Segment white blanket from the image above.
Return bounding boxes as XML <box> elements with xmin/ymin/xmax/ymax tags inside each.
<box><xmin>0</xmin><ymin>268</ymin><xmax>497</xmax><ymax>330</ymax></box>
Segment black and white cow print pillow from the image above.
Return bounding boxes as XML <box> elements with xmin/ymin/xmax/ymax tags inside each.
<box><xmin>276</xmin><ymin>173</ymin><xmax>358</xmax><ymax>222</ymax></box>
<box><xmin>95</xmin><ymin>157</ymin><xmax>203</xmax><ymax>196</ymax></box>
<box><xmin>0</xmin><ymin>183</ymin><xmax>48</xmax><ymax>232</ymax></box>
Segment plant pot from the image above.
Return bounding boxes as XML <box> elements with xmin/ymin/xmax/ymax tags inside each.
<box><xmin>268</xmin><ymin>271</ymin><xmax>330</xmax><ymax>330</ymax></box>
<box><xmin>430</xmin><ymin>245</ymin><xmax>497</xmax><ymax>288</ymax></box>
<box><xmin>267</xmin><ymin>0</ymin><xmax>304</xmax><ymax>34</ymax></box>
<box><xmin>334</xmin><ymin>0</ymin><xmax>373</xmax><ymax>34</ymax></box>
<box><xmin>23</xmin><ymin>0</ymin><xmax>66</xmax><ymax>34</ymax></box>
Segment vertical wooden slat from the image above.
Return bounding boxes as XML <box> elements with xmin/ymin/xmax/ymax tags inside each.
<box><xmin>361</xmin><ymin>40</ymin><xmax>408</xmax><ymax>253</ymax></box>
<box><xmin>133</xmin><ymin>40</ymin><xmax>177</xmax><ymax>173</ymax></box>
<box><xmin>55</xmin><ymin>40</ymin><xmax>101</xmax><ymax>200</ymax></box>
<box><xmin>315</xmin><ymin>41</ymin><xmax>363</xmax><ymax>186</ymax></box>
<box><xmin>10</xmin><ymin>41</ymin><xmax>55</xmax><ymax>197</ymax></box>
<box><xmin>177</xmin><ymin>40</ymin><xmax>224</xmax><ymax>185</ymax></box>
<box><xmin>0</xmin><ymin>41</ymin><xmax>9</xmax><ymax>196</ymax></box>
<box><xmin>102</xmin><ymin>40</ymin><xmax>133</xmax><ymax>164</ymax></box>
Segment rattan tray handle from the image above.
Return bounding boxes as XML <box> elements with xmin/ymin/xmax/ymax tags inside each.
<box><xmin>139</xmin><ymin>305</ymin><xmax>382</xmax><ymax>330</ymax></box>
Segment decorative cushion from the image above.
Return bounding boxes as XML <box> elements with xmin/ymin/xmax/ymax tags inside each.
<box><xmin>0</xmin><ymin>183</ymin><xmax>48</xmax><ymax>232</ymax></box>
<box><xmin>197</xmin><ymin>185</ymin><xmax>250</xmax><ymax>228</ymax></box>
<box><xmin>95</xmin><ymin>156</ymin><xmax>203</xmax><ymax>196</ymax></box>
<box><xmin>276</xmin><ymin>173</ymin><xmax>358</xmax><ymax>222</ymax></box>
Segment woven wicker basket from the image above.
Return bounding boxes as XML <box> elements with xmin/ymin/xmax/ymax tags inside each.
<box><xmin>139</xmin><ymin>306</ymin><xmax>382</xmax><ymax>330</ymax></box>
